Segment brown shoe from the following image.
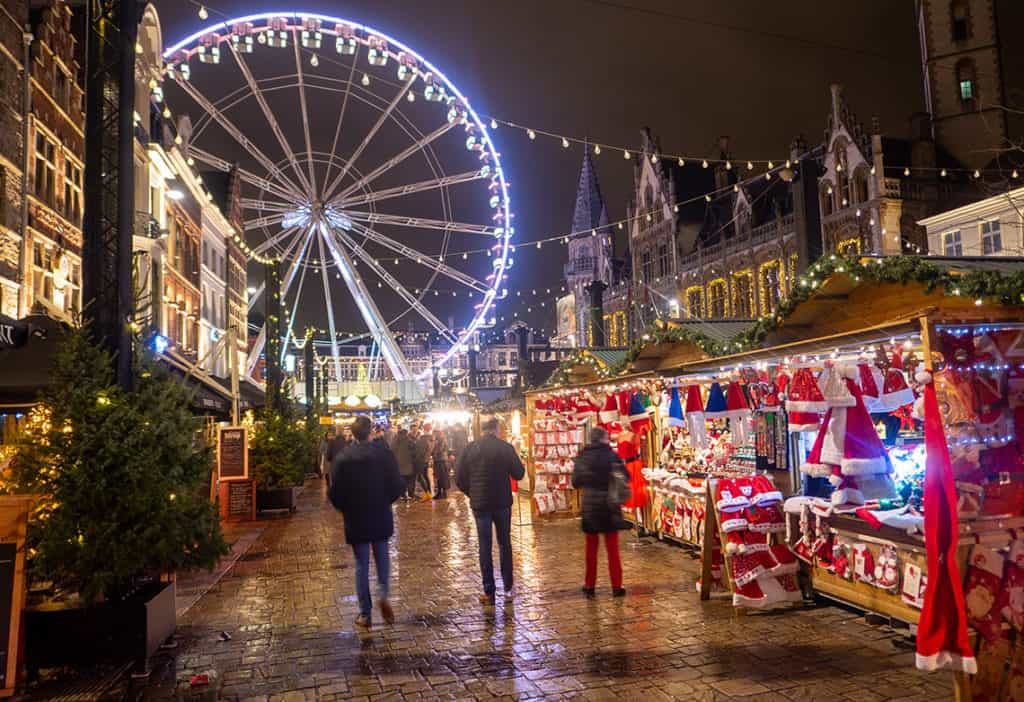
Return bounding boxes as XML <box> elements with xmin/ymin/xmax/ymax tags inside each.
<box><xmin>379</xmin><ymin>598</ymin><xmax>395</xmax><ymax>625</ymax></box>
<box><xmin>478</xmin><ymin>593</ymin><xmax>495</xmax><ymax>606</ymax></box>
<box><xmin>420</xmin><ymin>492</ymin><xmax>432</xmax><ymax>503</ymax></box>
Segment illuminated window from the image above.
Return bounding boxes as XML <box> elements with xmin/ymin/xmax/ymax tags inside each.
<box><xmin>959</xmin><ymin>80</ymin><xmax>974</xmax><ymax>100</ymax></box>
<box><xmin>981</xmin><ymin>220</ymin><xmax>1002</xmax><ymax>254</ymax></box>
<box><xmin>732</xmin><ymin>272</ymin><xmax>753</xmax><ymax>318</ymax></box>
<box><xmin>64</xmin><ymin>160</ymin><xmax>82</xmax><ymax>226</ymax></box>
<box><xmin>837</xmin><ymin>238</ymin><xmax>861</xmax><ymax>256</ymax></box>
<box><xmin>708</xmin><ymin>280</ymin><xmax>727</xmax><ymax>318</ymax></box>
<box><xmin>760</xmin><ymin>262</ymin><xmax>781</xmax><ymax>313</ymax></box>
<box><xmin>34</xmin><ymin>132</ymin><xmax>57</xmax><ymax>208</ymax></box>
<box><xmin>956</xmin><ymin>59</ymin><xmax>977</xmax><ymax>104</ymax></box>
<box><xmin>687</xmin><ymin>287</ymin><xmax>704</xmax><ymax>318</ymax></box>
<box><xmin>943</xmin><ymin>230</ymin><xmax>962</xmax><ymax>256</ymax></box>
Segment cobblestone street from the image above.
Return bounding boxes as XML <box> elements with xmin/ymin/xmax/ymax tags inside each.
<box><xmin>147</xmin><ymin>480</ymin><xmax>953</xmax><ymax>701</ymax></box>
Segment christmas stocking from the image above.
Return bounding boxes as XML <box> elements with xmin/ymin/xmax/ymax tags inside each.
<box><xmin>1000</xmin><ymin>539</ymin><xmax>1024</xmax><ymax>631</ymax></box>
<box><xmin>964</xmin><ymin>545</ymin><xmax>1006</xmax><ymax>642</ymax></box>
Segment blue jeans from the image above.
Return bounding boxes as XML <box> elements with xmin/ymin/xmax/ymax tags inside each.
<box><xmin>474</xmin><ymin>507</ymin><xmax>513</xmax><ymax>595</ymax></box>
<box><xmin>352</xmin><ymin>540</ymin><xmax>390</xmax><ymax>619</ymax></box>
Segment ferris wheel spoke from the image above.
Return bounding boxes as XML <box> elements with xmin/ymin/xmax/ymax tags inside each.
<box><xmin>331</xmin><ymin>227</ymin><xmax>458</xmax><ymax>345</ymax></box>
<box><xmin>332</xmin><ymin>121</ymin><xmax>458</xmax><ymax>203</ymax></box>
<box><xmin>321</xmin><ymin>44</ymin><xmax>360</xmax><ymax>197</ymax></box>
<box><xmin>245</xmin><ymin>227</ymin><xmax>316</xmax><ymax>378</ymax></box>
<box><xmin>318</xmin><ymin>223</ymin><xmax>414</xmax><ymax>380</ymax></box>
<box><xmin>321</xmin><ymin>75</ymin><xmax>416</xmax><ymax>202</ymax></box>
<box><xmin>172</xmin><ymin>75</ymin><xmax>307</xmax><ymax>201</ymax></box>
<box><xmin>228</xmin><ymin>43</ymin><xmax>314</xmax><ymax>196</ymax></box>
<box><xmin>189</xmin><ymin>148</ymin><xmax>301</xmax><ymax>205</ymax></box>
<box><xmin>314</xmin><ymin>231</ymin><xmax>343</xmax><ymax>384</ymax></box>
<box><xmin>251</xmin><ymin>225</ymin><xmax>300</xmax><ymax>256</ymax></box>
<box><xmin>279</xmin><ymin>251</ymin><xmax>311</xmax><ymax>364</ymax></box>
<box><xmin>334</xmin><ymin>170</ymin><xmax>486</xmax><ymax>209</ymax></box>
<box><xmin>240</xmin><ymin>199</ymin><xmax>296</xmax><ymax>213</ymax></box>
<box><xmin>344</xmin><ymin>210</ymin><xmax>495</xmax><ymax>237</ymax></box>
<box><xmin>246</xmin><ymin>282</ymin><xmax>264</xmax><ymax>313</ymax></box>
<box><xmin>245</xmin><ymin>213</ymin><xmax>286</xmax><ymax>231</ymax></box>
<box><xmin>291</xmin><ymin>34</ymin><xmax>318</xmax><ymax>196</ymax></box>
<box><xmin>347</xmin><ymin>221</ymin><xmax>489</xmax><ymax>294</ymax></box>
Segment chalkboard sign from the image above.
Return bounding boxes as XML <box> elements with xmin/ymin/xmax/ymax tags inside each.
<box><xmin>226</xmin><ymin>479</ymin><xmax>255</xmax><ymax>521</ymax></box>
<box><xmin>218</xmin><ymin>426</ymin><xmax>248</xmax><ymax>481</ymax></box>
<box><xmin>0</xmin><ymin>497</ymin><xmax>30</xmax><ymax>698</ymax></box>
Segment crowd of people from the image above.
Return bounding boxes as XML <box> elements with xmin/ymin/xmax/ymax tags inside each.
<box><xmin>326</xmin><ymin>416</ymin><xmax>628</xmax><ymax>628</ymax></box>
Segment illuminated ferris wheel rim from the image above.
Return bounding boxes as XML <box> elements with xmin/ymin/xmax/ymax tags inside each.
<box><xmin>162</xmin><ymin>11</ymin><xmax>514</xmax><ymax>382</ymax></box>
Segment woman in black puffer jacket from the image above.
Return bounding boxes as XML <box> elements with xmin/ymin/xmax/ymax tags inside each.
<box><xmin>571</xmin><ymin>426</ymin><xmax>630</xmax><ymax>598</ymax></box>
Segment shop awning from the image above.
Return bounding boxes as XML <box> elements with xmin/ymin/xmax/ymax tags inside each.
<box><xmin>0</xmin><ymin>314</ymin><xmax>64</xmax><ymax>411</ymax></box>
<box><xmin>660</xmin><ymin>316</ymin><xmax>921</xmax><ymax>378</ymax></box>
<box><xmin>159</xmin><ymin>350</ymin><xmax>236</xmax><ymax>417</ymax></box>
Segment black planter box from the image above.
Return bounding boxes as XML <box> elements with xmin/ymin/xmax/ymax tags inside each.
<box><xmin>256</xmin><ymin>486</ymin><xmax>297</xmax><ymax>513</ymax></box>
<box><xmin>25</xmin><ymin>580</ymin><xmax>176</xmax><ymax>672</ymax></box>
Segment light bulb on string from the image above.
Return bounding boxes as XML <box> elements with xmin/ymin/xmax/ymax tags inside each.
<box><xmin>561</xmin><ymin>137</ymin><xmax>570</xmax><ymax>148</ymax></box>
<box><xmin>1013</xmin><ymin>170</ymin><xmax>1020</xmax><ymax>179</ymax></box>
<box><xmin>767</xmin><ymin>160</ymin><xmax>774</xmax><ymax>169</ymax></box>
<box><xmin>940</xmin><ymin>168</ymin><xmax>947</xmax><ymax>177</ymax></box>
<box><xmin>361</xmin><ymin>73</ymin><xmax>370</xmax><ymax>86</ymax></box>
<box><xmin>746</xmin><ymin>161</ymin><xmax>753</xmax><ymax>170</ymax></box>
<box><xmin>593</xmin><ymin>144</ymin><xmax>601</xmax><ymax>155</ymax></box>
<box><xmin>623</xmin><ymin>150</ymin><xmax>631</xmax><ymax>160</ymax></box>
<box><xmin>725</xmin><ymin>161</ymin><xmax>732</xmax><ymax>170</ymax></box>
<box><xmin>310</xmin><ymin>53</ymin><xmax>319</xmax><ymax>67</ymax></box>
<box><xmin>490</xmin><ymin>118</ymin><xmax>497</xmax><ymax>129</ymax></box>
<box><xmin>406</xmin><ymin>89</ymin><xmax>415</xmax><ymax>102</ymax></box>
<box><xmin>903</xmin><ymin>167</ymin><xmax>910</xmax><ymax>176</ymax></box>
<box><xmin>701</xmin><ymin>160</ymin><xmax>708</xmax><ymax>169</ymax></box>
<box><xmin>198</xmin><ymin>5</ymin><xmax>208</xmax><ymax>20</ymax></box>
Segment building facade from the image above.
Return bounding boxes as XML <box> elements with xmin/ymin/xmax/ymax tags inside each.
<box><xmin>920</xmin><ymin>185</ymin><xmax>1024</xmax><ymax>255</ymax></box>
<box><xmin>23</xmin><ymin>0</ymin><xmax>84</xmax><ymax>322</ymax></box>
<box><xmin>0</xmin><ymin>0</ymin><xmax>26</xmax><ymax>318</ymax></box>
<box><xmin>916</xmin><ymin>0</ymin><xmax>1024</xmax><ymax>171</ymax></box>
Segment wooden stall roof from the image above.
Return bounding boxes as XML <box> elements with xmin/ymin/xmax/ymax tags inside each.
<box><xmin>525</xmin><ymin>370</ymin><xmax>654</xmax><ymax>398</ymax></box>
<box><xmin>762</xmin><ymin>257</ymin><xmax>1024</xmax><ymax>348</ymax></box>
<box><xmin>662</xmin><ymin>256</ymin><xmax>1024</xmax><ymax>377</ymax></box>
<box><xmin>630</xmin><ymin>320</ymin><xmax>753</xmax><ymax>372</ymax></box>
<box><xmin>539</xmin><ymin>348</ymin><xmax>629</xmax><ymax>386</ymax></box>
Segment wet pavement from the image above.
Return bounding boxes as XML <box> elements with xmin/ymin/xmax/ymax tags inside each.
<box><xmin>146</xmin><ymin>479</ymin><xmax>953</xmax><ymax>701</ymax></box>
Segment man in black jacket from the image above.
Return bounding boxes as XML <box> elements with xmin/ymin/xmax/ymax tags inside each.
<box><xmin>456</xmin><ymin>417</ymin><xmax>526</xmax><ymax>605</ymax></box>
<box><xmin>329</xmin><ymin>416</ymin><xmax>405</xmax><ymax>628</ymax></box>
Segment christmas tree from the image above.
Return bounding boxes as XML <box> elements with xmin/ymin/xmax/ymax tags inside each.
<box><xmin>7</xmin><ymin>323</ymin><xmax>227</xmax><ymax>602</ymax></box>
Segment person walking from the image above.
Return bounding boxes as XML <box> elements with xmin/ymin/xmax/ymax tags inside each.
<box><xmin>412</xmin><ymin>425</ymin><xmax>432</xmax><ymax>502</ymax></box>
<box><xmin>431</xmin><ymin>429</ymin><xmax>450</xmax><ymax>500</ymax></box>
<box><xmin>571</xmin><ymin>426</ymin><xmax>629</xmax><ymax>598</ymax></box>
<box><xmin>455</xmin><ymin>417</ymin><xmax>525</xmax><ymax>605</ymax></box>
<box><xmin>391</xmin><ymin>427</ymin><xmax>416</xmax><ymax>500</ymax></box>
<box><xmin>327</xmin><ymin>415</ymin><xmax>405</xmax><ymax>628</ymax></box>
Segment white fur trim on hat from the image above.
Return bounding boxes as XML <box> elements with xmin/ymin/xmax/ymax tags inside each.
<box><xmin>716</xmin><ymin>494</ymin><xmax>750</xmax><ymax>512</ymax></box>
<box><xmin>748</xmin><ymin>520</ymin><xmax>786</xmax><ymax>534</ymax></box>
<box><xmin>786</xmin><ymin>399</ymin><xmax>828</xmax><ymax>413</ymax></box>
<box><xmin>840</xmin><ymin>455</ymin><xmax>891</xmax><ymax>476</ymax></box>
<box><xmin>800</xmin><ymin>462</ymin><xmax>832</xmax><ymax>478</ymax></box>
<box><xmin>665</xmin><ymin>416</ymin><xmax>685</xmax><ymax>428</ymax></box>
<box><xmin>840</xmin><ymin>365</ymin><xmax>859</xmax><ymax>380</ymax></box>
<box><xmin>827</xmin><ymin>473</ymin><xmax>844</xmax><ymax>487</ymax></box>
<box><xmin>721</xmin><ymin>516</ymin><xmax>749</xmax><ymax>532</ymax></box>
<box><xmin>914</xmin><ymin>652</ymin><xmax>977</xmax><ymax>675</ymax></box>
<box><xmin>752</xmin><ymin>489</ymin><xmax>783</xmax><ymax>505</ymax></box>
<box><xmin>830</xmin><ymin>486</ymin><xmax>865</xmax><ymax>506</ymax></box>
<box><xmin>915</xmin><ymin>370</ymin><xmax>933</xmax><ymax>385</ymax></box>
<box><xmin>881</xmin><ymin>386</ymin><xmax>916</xmax><ymax>410</ymax></box>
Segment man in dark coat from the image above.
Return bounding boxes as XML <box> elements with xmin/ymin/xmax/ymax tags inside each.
<box><xmin>391</xmin><ymin>428</ymin><xmax>416</xmax><ymax>500</ymax></box>
<box><xmin>329</xmin><ymin>416</ymin><xmax>405</xmax><ymax>628</ymax></box>
<box><xmin>412</xmin><ymin>425</ymin><xmax>432</xmax><ymax>501</ymax></box>
<box><xmin>456</xmin><ymin>417</ymin><xmax>526</xmax><ymax>605</ymax></box>
<box><xmin>571</xmin><ymin>426</ymin><xmax>629</xmax><ymax>598</ymax></box>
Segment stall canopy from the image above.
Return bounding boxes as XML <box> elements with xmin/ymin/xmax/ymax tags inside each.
<box><xmin>630</xmin><ymin>319</ymin><xmax>755</xmax><ymax>373</ymax></box>
<box><xmin>0</xmin><ymin>314</ymin><xmax>63</xmax><ymax>411</ymax></box>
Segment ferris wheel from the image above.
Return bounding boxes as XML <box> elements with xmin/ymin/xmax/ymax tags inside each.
<box><xmin>163</xmin><ymin>13</ymin><xmax>513</xmax><ymax>384</ymax></box>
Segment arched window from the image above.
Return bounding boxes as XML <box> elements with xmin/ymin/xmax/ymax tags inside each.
<box><xmin>951</xmin><ymin>0</ymin><xmax>971</xmax><ymax>42</ymax></box>
<box><xmin>853</xmin><ymin>167</ymin><xmax>870</xmax><ymax>204</ymax></box>
<box><xmin>956</xmin><ymin>58</ymin><xmax>977</xmax><ymax>104</ymax></box>
<box><xmin>820</xmin><ymin>183</ymin><xmax>834</xmax><ymax>217</ymax></box>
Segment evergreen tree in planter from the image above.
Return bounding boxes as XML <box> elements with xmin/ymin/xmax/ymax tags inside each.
<box><xmin>6</xmin><ymin>323</ymin><xmax>227</xmax><ymax>604</ymax></box>
<box><xmin>249</xmin><ymin>397</ymin><xmax>307</xmax><ymax>511</ymax></box>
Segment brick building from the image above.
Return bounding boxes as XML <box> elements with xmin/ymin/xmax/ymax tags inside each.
<box><xmin>0</xmin><ymin>1</ymin><xmax>26</xmax><ymax>318</ymax></box>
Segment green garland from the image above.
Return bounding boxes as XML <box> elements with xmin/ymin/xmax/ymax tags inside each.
<box><xmin>544</xmin><ymin>254</ymin><xmax>1024</xmax><ymax>387</ymax></box>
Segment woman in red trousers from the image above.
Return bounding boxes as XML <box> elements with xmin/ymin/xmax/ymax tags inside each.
<box><xmin>571</xmin><ymin>426</ymin><xmax>630</xmax><ymax>598</ymax></box>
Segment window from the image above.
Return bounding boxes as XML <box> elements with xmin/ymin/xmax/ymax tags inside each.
<box><xmin>64</xmin><ymin>161</ymin><xmax>82</xmax><ymax>225</ymax></box>
<box><xmin>951</xmin><ymin>0</ymin><xmax>971</xmax><ymax>42</ymax></box>
<box><xmin>943</xmin><ymin>230</ymin><xmax>963</xmax><ymax>256</ymax></box>
<box><xmin>760</xmin><ymin>263</ymin><xmax>781</xmax><ymax>313</ymax></box>
<box><xmin>641</xmin><ymin>250</ymin><xmax>653</xmax><ymax>282</ymax></box>
<box><xmin>34</xmin><ymin>132</ymin><xmax>57</xmax><ymax>207</ymax></box>
<box><xmin>956</xmin><ymin>59</ymin><xmax>977</xmax><ymax>104</ymax></box>
<box><xmin>733</xmin><ymin>274</ymin><xmax>752</xmax><ymax>318</ymax></box>
<box><xmin>853</xmin><ymin>170</ymin><xmax>869</xmax><ymax>204</ymax></box>
<box><xmin>981</xmin><ymin>220</ymin><xmax>1002</xmax><ymax>254</ymax></box>
<box><xmin>55</xmin><ymin>68</ymin><xmax>69</xmax><ymax>111</ymax></box>
<box><xmin>656</xmin><ymin>242</ymin><xmax>669</xmax><ymax>277</ymax></box>
<box><xmin>709</xmin><ymin>281</ymin><xmax>727</xmax><ymax>318</ymax></box>
<box><xmin>687</xmin><ymin>288</ymin><xmax>704</xmax><ymax>318</ymax></box>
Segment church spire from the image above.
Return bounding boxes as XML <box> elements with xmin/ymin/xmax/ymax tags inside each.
<box><xmin>571</xmin><ymin>148</ymin><xmax>612</xmax><ymax>237</ymax></box>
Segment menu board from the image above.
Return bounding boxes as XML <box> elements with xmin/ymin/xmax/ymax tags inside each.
<box><xmin>218</xmin><ymin>426</ymin><xmax>248</xmax><ymax>481</ymax></box>
<box><xmin>0</xmin><ymin>498</ymin><xmax>30</xmax><ymax>697</ymax></box>
<box><xmin>223</xmin><ymin>479</ymin><xmax>255</xmax><ymax>521</ymax></box>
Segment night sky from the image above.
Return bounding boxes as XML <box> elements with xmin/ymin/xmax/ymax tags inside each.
<box><xmin>155</xmin><ymin>0</ymin><xmax>924</xmax><ymax>340</ymax></box>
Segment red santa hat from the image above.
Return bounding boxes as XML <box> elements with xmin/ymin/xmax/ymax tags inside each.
<box><xmin>821</xmin><ymin>364</ymin><xmax>856</xmax><ymax>408</ymax></box>
<box><xmin>627</xmin><ymin>392</ymin><xmax>651</xmax><ymax>435</ymax></box>
<box><xmin>775</xmin><ymin>369</ymin><xmax>791</xmax><ymax>397</ymax></box>
<box><xmin>684</xmin><ymin>385</ymin><xmax>707</xmax><ymax>449</ymax></box>
<box><xmin>574</xmin><ymin>395</ymin><xmax>600</xmax><ymax>423</ymax></box>
<box><xmin>882</xmin><ymin>348</ymin><xmax>916</xmax><ymax>410</ymax></box>
<box><xmin>799</xmin><ymin>405</ymin><xmax>833</xmax><ymax>478</ymax></box>
<box><xmin>786</xmin><ymin>366</ymin><xmax>826</xmax><ymax>432</ymax></box>
<box><xmin>598</xmin><ymin>393</ymin><xmax>620</xmax><ymax>426</ymax></box>
<box><xmin>835</xmin><ymin>368</ymin><xmax>890</xmax><ymax>476</ymax></box>
<box><xmin>857</xmin><ymin>362</ymin><xmax>886</xmax><ymax>413</ymax></box>
<box><xmin>535</xmin><ymin>397</ymin><xmax>555</xmax><ymax>416</ymax></box>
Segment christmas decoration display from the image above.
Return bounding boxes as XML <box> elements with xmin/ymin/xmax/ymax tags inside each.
<box><xmin>531</xmin><ymin>407</ymin><xmax>584</xmax><ymax>515</ymax></box>
<box><xmin>882</xmin><ymin>348</ymin><xmax>916</xmax><ymax>410</ymax></box>
<box><xmin>684</xmin><ymin>384</ymin><xmax>707</xmax><ymax>449</ymax></box>
<box><xmin>787</xmin><ymin>366</ymin><xmax>826</xmax><ymax>433</ymax></box>
<box><xmin>704</xmin><ymin>381</ymin><xmax>727</xmax><ymax>419</ymax></box>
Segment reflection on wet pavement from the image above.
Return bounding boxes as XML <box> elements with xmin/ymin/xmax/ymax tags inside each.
<box><xmin>148</xmin><ymin>478</ymin><xmax>951</xmax><ymax>701</ymax></box>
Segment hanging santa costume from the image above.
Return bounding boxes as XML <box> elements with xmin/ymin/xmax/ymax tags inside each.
<box><xmin>621</xmin><ymin>392</ymin><xmax>650</xmax><ymax>509</ymax></box>
<box><xmin>786</xmin><ymin>366</ymin><xmax>826</xmax><ymax>433</ymax></box>
<box><xmin>856</xmin><ymin>361</ymin><xmax>886</xmax><ymax>414</ymax></box>
<box><xmin>815</xmin><ymin>366</ymin><xmax>896</xmax><ymax>507</ymax></box>
<box><xmin>685</xmin><ymin>385</ymin><xmax>707</xmax><ymax>449</ymax></box>
<box><xmin>881</xmin><ymin>348</ymin><xmax>916</xmax><ymax>410</ymax></box>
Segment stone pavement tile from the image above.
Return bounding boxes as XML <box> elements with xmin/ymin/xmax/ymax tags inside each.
<box><xmin>143</xmin><ymin>480</ymin><xmax>953</xmax><ymax>702</ymax></box>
